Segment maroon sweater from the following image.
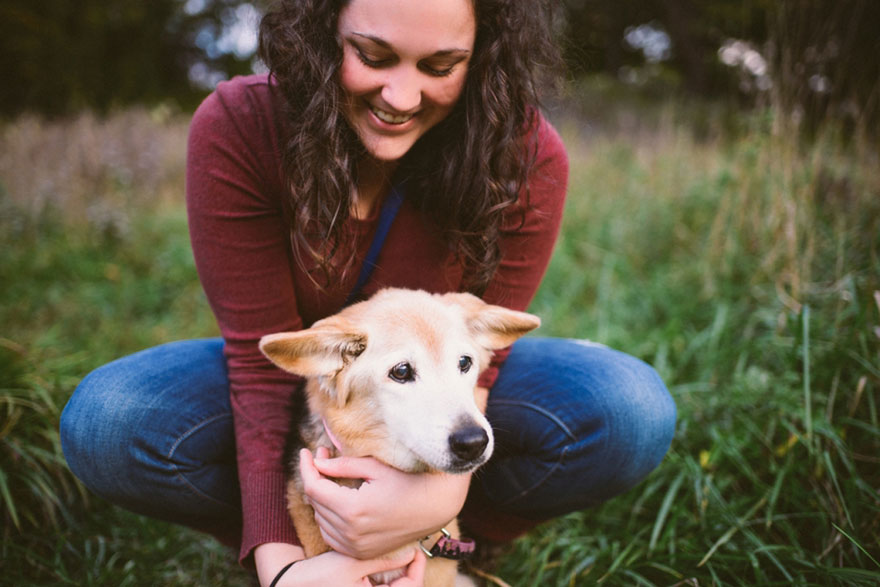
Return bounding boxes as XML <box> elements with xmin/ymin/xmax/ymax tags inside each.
<box><xmin>185</xmin><ymin>74</ymin><xmax>569</xmax><ymax>565</ymax></box>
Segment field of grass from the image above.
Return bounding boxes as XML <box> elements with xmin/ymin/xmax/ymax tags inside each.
<box><xmin>1</xmin><ymin>90</ymin><xmax>878</xmax><ymax>585</ymax></box>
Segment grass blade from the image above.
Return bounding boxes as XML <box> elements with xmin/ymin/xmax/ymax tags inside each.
<box><xmin>832</xmin><ymin>523</ymin><xmax>880</xmax><ymax>569</ymax></box>
<box><xmin>802</xmin><ymin>305</ymin><xmax>812</xmax><ymax>441</ymax></box>
<box><xmin>823</xmin><ymin>450</ymin><xmax>854</xmax><ymax>529</ymax></box>
<box><xmin>698</xmin><ymin>496</ymin><xmax>767</xmax><ymax>567</ymax></box>
<box><xmin>0</xmin><ymin>467</ymin><xmax>20</xmax><ymax>529</ymax></box>
<box><xmin>649</xmin><ymin>470</ymin><xmax>685</xmax><ymax>551</ymax></box>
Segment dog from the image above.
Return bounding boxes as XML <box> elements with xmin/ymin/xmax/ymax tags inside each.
<box><xmin>259</xmin><ymin>288</ymin><xmax>540</xmax><ymax>586</ymax></box>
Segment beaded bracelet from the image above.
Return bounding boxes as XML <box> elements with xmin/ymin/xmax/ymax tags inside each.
<box><xmin>269</xmin><ymin>560</ymin><xmax>300</xmax><ymax>587</ymax></box>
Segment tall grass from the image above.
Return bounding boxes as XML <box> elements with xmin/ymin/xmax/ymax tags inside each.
<box><xmin>1</xmin><ymin>110</ymin><xmax>248</xmax><ymax>586</ymax></box>
<box><xmin>514</xmin><ymin>97</ymin><xmax>880</xmax><ymax>584</ymax></box>
<box><xmin>1</xmin><ymin>94</ymin><xmax>878</xmax><ymax>585</ymax></box>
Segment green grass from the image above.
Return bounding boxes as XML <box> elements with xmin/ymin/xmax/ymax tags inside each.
<box><xmin>1</xmin><ymin>98</ymin><xmax>878</xmax><ymax>585</ymax></box>
<box><xmin>0</xmin><ymin>111</ymin><xmax>249</xmax><ymax>586</ymax></box>
<box><xmin>511</xmin><ymin>107</ymin><xmax>880</xmax><ymax>585</ymax></box>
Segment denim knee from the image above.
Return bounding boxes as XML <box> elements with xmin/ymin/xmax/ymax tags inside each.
<box><xmin>61</xmin><ymin>364</ymin><xmax>138</xmax><ymax>501</ymax></box>
<box><xmin>575</xmin><ymin>347</ymin><xmax>676</xmax><ymax>500</ymax></box>
<box><xmin>60</xmin><ymin>339</ymin><xmax>240</xmax><ymax>526</ymax></box>
<box><xmin>476</xmin><ymin>339</ymin><xmax>676</xmax><ymax>519</ymax></box>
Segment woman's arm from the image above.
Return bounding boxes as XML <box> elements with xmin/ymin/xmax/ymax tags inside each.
<box><xmin>255</xmin><ymin>543</ymin><xmax>306</xmax><ymax>585</ymax></box>
<box><xmin>186</xmin><ymin>76</ymin><xmax>304</xmax><ymax>564</ymax></box>
<box><xmin>254</xmin><ymin>542</ymin><xmax>426</xmax><ymax>586</ymax></box>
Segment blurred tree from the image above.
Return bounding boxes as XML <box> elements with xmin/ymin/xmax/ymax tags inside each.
<box><xmin>768</xmin><ymin>0</ymin><xmax>880</xmax><ymax>133</ymax></box>
<box><xmin>561</xmin><ymin>0</ymin><xmax>768</xmax><ymax>95</ymax></box>
<box><xmin>0</xmin><ymin>0</ymin><xmax>261</xmax><ymax>117</ymax></box>
<box><xmin>656</xmin><ymin>0</ymin><xmax>769</xmax><ymax>95</ymax></box>
<box><xmin>1</xmin><ymin>0</ymin><xmax>188</xmax><ymax>115</ymax></box>
<box><xmin>0</xmin><ymin>0</ymin><xmax>875</xmax><ymax>133</ymax></box>
<box><xmin>561</xmin><ymin>0</ymin><xmax>877</xmax><ymax>133</ymax></box>
<box><xmin>561</xmin><ymin>0</ymin><xmax>658</xmax><ymax>76</ymax></box>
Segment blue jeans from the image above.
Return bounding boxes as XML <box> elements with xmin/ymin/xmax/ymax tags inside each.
<box><xmin>61</xmin><ymin>338</ymin><xmax>675</xmax><ymax>547</ymax></box>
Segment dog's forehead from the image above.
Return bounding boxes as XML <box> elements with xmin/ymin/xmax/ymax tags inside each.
<box><xmin>358</xmin><ymin>293</ymin><xmax>470</xmax><ymax>352</ymax></box>
<box><xmin>380</xmin><ymin>303</ymin><xmax>462</xmax><ymax>338</ymax></box>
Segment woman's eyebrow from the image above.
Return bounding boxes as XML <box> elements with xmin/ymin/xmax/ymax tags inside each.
<box><xmin>351</xmin><ymin>32</ymin><xmax>471</xmax><ymax>57</ymax></box>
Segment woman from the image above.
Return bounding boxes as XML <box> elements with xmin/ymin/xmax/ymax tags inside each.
<box><xmin>61</xmin><ymin>0</ymin><xmax>676</xmax><ymax>585</ymax></box>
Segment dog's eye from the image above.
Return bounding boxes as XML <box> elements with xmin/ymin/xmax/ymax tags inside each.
<box><xmin>458</xmin><ymin>355</ymin><xmax>473</xmax><ymax>374</ymax></box>
<box><xmin>389</xmin><ymin>362</ymin><xmax>415</xmax><ymax>383</ymax></box>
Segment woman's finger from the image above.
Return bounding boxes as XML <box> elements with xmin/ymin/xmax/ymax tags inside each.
<box><xmin>306</xmin><ymin>478</ymin><xmax>362</xmax><ymax>538</ymax></box>
<box><xmin>311</xmin><ymin>507</ymin><xmax>352</xmax><ymax>555</ymax></box>
<box><xmin>312</xmin><ymin>454</ymin><xmax>383</xmax><ymax>481</ymax></box>
<box><xmin>392</xmin><ymin>547</ymin><xmax>427</xmax><ymax>586</ymax></box>
<box><xmin>300</xmin><ymin>449</ymin><xmax>356</xmax><ymax>507</ymax></box>
<box><xmin>355</xmin><ymin>547</ymin><xmax>418</xmax><ymax>580</ymax></box>
<box><xmin>283</xmin><ymin>549</ymin><xmax>416</xmax><ymax>587</ymax></box>
<box><xmin>298</xmin><ymin>448</ymin><xmax>324</xmax><ymax>489</ymax></box>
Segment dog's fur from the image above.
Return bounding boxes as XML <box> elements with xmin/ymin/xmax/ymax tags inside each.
<box><xmin>259</xmin><ymin>288</ymin><xmax>540</xmax><ymax>586</ymax></box>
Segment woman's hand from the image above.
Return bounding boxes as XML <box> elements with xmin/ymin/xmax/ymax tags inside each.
<box><xmin>299</xmin><ymin>447</ymin><xmax>472</xmax><ymax>559</ymax></box>
<box><xmin>255</xmin><ymin>542</ymin><xmax>426</xmax><ymax>587</ymax></box>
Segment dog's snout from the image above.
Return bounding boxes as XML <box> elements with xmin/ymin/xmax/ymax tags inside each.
<box><xmin>449</xmin><ymin>426</ymin><xmax>489</xmax><ymax>462</ymax></box>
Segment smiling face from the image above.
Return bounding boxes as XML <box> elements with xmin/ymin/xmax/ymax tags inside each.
<box><xmin>337</xmin><ymin>0</ymin><xmax>476</xmax><ymax>162</ymax></box>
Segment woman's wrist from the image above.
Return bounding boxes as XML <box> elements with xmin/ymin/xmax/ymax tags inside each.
<box><xmin>254</xmin><ymin>542</ymin><xmax>305</xmax><ymax>587</ymax></box>
<box><xmin>269</xmin><ymin>560</ymin><xmax>300</xmax><ymax>587</ymax></box>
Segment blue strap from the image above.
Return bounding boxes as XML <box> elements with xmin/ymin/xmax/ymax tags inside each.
<box><xmin>344</xmin><ymin>185</ymin><xmax>405</xmax><ymax>306</ymax></box>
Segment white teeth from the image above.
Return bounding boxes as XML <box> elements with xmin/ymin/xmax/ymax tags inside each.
<box><xmin>370</xmin><ymin>105</ymin><xmax>413</xmax><ymax>124</ymax></box>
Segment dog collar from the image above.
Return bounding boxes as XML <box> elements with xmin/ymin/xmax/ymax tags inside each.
<box><xmin>419</xmin><ymin>527</ymin><xmax>476</xmax><ymax>560</ymax></box>
<box><xmin>322</xmin><ymin>417</ymin><xmax>344</xmax><ymax>454</ymax></box>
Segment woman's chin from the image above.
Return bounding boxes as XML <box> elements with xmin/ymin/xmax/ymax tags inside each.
<box><xmin>359</xmin><ymin>137</ymin><xmax>417</xmax><ymax>163</ymax></box>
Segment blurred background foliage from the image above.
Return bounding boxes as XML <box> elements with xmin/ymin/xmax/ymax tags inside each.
<box><xmin>1</xmin><ymin>0</ymin><xmax>878</xmax><ymax>135</ymax></box>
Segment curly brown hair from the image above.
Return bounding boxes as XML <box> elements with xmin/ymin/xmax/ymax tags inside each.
<box><xmin>258</xmin><ymin>0</ymin><xmax>561</xmax><ymax>294</ymax></box>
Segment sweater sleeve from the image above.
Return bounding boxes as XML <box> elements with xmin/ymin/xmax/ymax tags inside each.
<box><xmin>477</xmin><ymin>115</ymin><xmax>569</xmax><ymax>388</ymax></box>
<box><xmin>185</xmin><ymin>78</ymin><xmax>301</xmax><ymax>566</ymax></box>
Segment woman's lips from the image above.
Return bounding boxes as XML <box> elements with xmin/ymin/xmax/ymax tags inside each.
<box><xmin>369</xmin><ymin>103</ymin><xmax>415</xmax><ymax>125</ymax></box>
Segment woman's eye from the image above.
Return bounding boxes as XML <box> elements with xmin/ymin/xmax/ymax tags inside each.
<box><xmin>355</xmin><ymin>48</ymin><xmax>390</xmax><ymax>68</ymax></box>
<box><xmin>458</xmin><ymin>355</ymin><xmax>473</xmax><ymax>374</ymax></box>
<box><xmin>389</xmin><ymin>362</ymin><xmax>415</xmax><ymax>383</ymax></box>
<box><xmin>420</xmin><ymin>62</ymin><xmax>457</xmax><ymax>77</ymax></box>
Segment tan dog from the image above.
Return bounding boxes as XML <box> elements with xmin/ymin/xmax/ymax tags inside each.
<box><xmin>259</xmin><ymin>288</ymin><xmax>540</xmax><ymax>586</ymax></box>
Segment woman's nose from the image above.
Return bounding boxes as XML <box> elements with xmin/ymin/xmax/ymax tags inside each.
<box><xmin>381</xmin><ymin>67</ymin><xmax>422</xmax><ymax>113</ymax></box>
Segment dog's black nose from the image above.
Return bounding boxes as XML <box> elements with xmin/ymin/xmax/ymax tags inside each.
<box><xmin>449</xmin><ymin>426</ymin><xmax>489</xmax><ymax>462</ymax></box>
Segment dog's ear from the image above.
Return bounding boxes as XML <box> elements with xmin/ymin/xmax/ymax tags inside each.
<box><xmin>259</xmin><ymin>316</ymin><xmax>367</xmax><ymax>378</ymax></box>
<box><xmin>443</xmin><ymin>293</ymin><xmax>541</xmax><ymax>350</ymax></box>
